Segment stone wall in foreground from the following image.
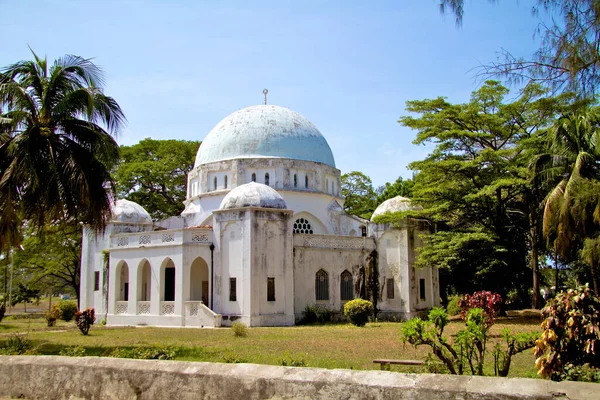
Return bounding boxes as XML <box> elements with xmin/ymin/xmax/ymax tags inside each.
<box><xmin>0</xmin><ymin>356</ymin><xmax>596</xmax><ymax>400</ymax></box>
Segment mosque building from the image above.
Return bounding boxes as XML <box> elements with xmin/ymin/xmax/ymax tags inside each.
<box><xmin>79</xmin><ymin>102</ymin><xmax>441</xmax><ymax>327</ymax></box>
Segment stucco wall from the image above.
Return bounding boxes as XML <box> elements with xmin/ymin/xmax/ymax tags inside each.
<box><xmin>0</xmin><ymin>356</ymin><xmax>595</xmax><ymax>400</ymax></box>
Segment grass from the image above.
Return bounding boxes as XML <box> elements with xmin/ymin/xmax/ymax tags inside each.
<box><xmin>0</xmin><ymin>315</ymin><xmax>541</xmax><ymax>378</ymax></box>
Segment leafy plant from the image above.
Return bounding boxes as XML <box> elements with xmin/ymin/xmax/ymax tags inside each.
<box><xmin>492</xmin><ymin>329</ymin><xmax>538</xmax><ymax>377</ymax></box>
<box><xmin>222</xmin><ymin>350</ymin><xmax>247</xmax><ymax>363</ymax></box>
<box><xmin>45</xmin><ymin>306</ymin><xmax>61</xmax><ymax>327</ymax></box>
<box><xmin>75</xmin><ymin>308</ymin><xmax>95</xmax><ymax>335</ymax></box>
<box><xmin>535</xmin><ymin>284</ymin><xmax>600</xmax><ymax>380</ymax></box>
<box><xmin>57</xmin><ymin>300</ymin><xmax>78</xmax><ymax>322</ymax></box>
<box><xmin>231</xmin><ymin>321</ymin><xmax>248</xmax><ymax>337</ymax></box>
<box><xmin>299</xmin><ymin>305</ymin><xmax>333</xmax><ymax>325</ymax></box>
<box><xmin>59</xmin><ymin>346</ymin><xmax>86</xmax><ymax>357</ymax></box>
<box><xmin>0</xmin><ymin>304</ymin><xmax>5</xmax><ymax>323</ymax></box>
<box><xmin>109</xmin><ymin>346</ymin><xmax>177</xmax><ymax>360</ymax></box>
<box><xmin>280</xmin><ymin>351</ymin><xmax>308</xmax><ymax>367</ymax></box>
<box><xmin>446</xmin><ymin>295</ymin><xmax>460</xmax><ymax>316</ymax></box>
<box><xmin>0</xmin><ymin>334</ymin><xmax>31</xmax><ymax>355</ymax></box>
<box><xmin>343</xmin><ymin>299</ymin><xmax>373</xmax><ymax>327</ymax></box>
<box><xmin>458</xmin><ymin>291</ymin><xmax>502</xmax><ymax>327</ymax></box>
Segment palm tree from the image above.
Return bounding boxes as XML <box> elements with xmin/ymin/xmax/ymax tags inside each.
<box><xmin>0</xmin><ymin>50</ymin><xmax>124</xmax><ymax>251</ymax></box>
<box><xmin>534</xmin><ymin>108</ymin><xmax>600</xmax><ymax>293</ymax></box>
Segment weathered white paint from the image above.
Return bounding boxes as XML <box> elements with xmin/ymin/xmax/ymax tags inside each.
<box><xmin>80</xmin><ymin>103</ymin><xmax>442</xmax><ymax>327</ymax></box>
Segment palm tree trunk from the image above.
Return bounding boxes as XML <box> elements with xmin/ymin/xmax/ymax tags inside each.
<box><xmin>591</xmin><ymin>263</ymin><xmax>599</xmax><ymax>294</ymax></box>
<box><xmin>532</xmin><ymin>243</ymin><xmax>541</xmax><ymax>309</ymax></box>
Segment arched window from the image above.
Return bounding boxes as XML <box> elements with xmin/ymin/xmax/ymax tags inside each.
<box><xmin>361</xmin><ymin>226</ymin><xmax>367</xmax><ymax>237</ymax></box>
<box><xmin>294</xmin><ymin>174</ymin><xmax>298</xmax><ymax>188</ymax></box>
<box><xmin>305</xmin><ymin>175</ymin><xmax>309</xmax><ymax>189</ymax></box>
<box><xmin>265</xmin><ymin>172</ymin><xmax>270</xmax><ymax>186</ymax></box>
<box><xmin>340</xmin><ymin>270</ymin><xmax>354</xmax><ymax>301</ymax></box>
<box><xmin>293</xmin><ymin>218</ymin><xmax>313</xmax><ymax>234</ymax></box>
<box><xmin>326</xmin><ymin>179</ymin><xmax>329</xmax><ymax>192</ymax></box>
<box><xmin>251</xmin><ymin>173</ymin><xmax>256</xmax><ymax>182</ymax></box>
<box><xmin>224</xmin><ymin>175</ymin><xmax>228</xmax><ymax>189</ymax></box>
<box><xmin>315</xmin><ymin>269</ymin><xmax>329</xmax><ymax>301</ymax></box>
<box><xmin>213</xmin><ymin>176</ymin><xmax>217</xmax><ymax>191</ymax></box>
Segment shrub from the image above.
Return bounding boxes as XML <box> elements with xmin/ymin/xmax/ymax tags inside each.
<box><xmin>0</xmin><ymin>334</ymin><xmax>32</xmax><ymax>355</ymax></box>
<box><xmin>59</xmin><ymin>346</ymin><xmax>86</xmax><ymax>357</ymax></box>
<box><xmin>343</xmin><ymin>299</ymin><xmax>373</xmax><ymax>327</ymax></box>
<box><xmin>401</xmin><ymin>307</ymin><xmax>534</xmax><ymax>376</ymax></box>
<box><xmin>45</xmin><ymin>306</ymin><xmax>61</xmax><ymax>327</ymax></box>
<box><xmin>222</xmin><ymin>350</ymin><xmax>247</xmax><ymax>363</ymax></box>
<box><xmin>109</xmin><ymin>346</ymin><xmax>177</xmax><ymax>360</ymax></box>
<box><xmin>231</xmin><ymin>321</ymin><xmax>248</xmax><ymax>337</ymax></box>
<box><xmin>57</xmin><ymin>300</ymin><xmax>78</xmax><ymax>322</ymax></box>
<box><xmin>446</xmin><ymin>296</ymin><xmax>460</xmax><ymax>316</ymax></box>
<box><xmin>0</xmin><ymin>303</ymin><xmax>5</xmax><ymax>323</ymax></box>
<box><xmin>458</xmin><ymin>291</ymin><xmax>502</xmax><ymax>327</ymax></box>
<box><xmin>75</xmin><ymin>308</ymin><xmax>95</xmax><ymax>335</ymax></box>
<box><xmin>280</xmin><ymin>351</ymin><xmax>307</xmax><ymax>367</ymax></box>
<box><xmin>535</xmin><ymin>284</ymin><xmax>600</xmax><ymax>380</ymax></box>
<box><xmin>298</xmin><ymin>305</ymin><xmax>333</xmax><ymax>325</ymax></box>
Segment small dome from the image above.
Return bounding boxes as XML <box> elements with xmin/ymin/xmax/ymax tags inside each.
<box><xmin>371</xmin><ymin>196</ymin><xmax>420</xmax><ymax>221</ymax></box>
<box><xmin>195</xmin><ymin>105</ymin><xmax>335</xmax><ymax>168</ymax></box>
<box><xmin>111</xmin><ymin>199</ymin><xmax>152</xmax><ymax>224</ymax></box>
<box><xmin>220</xmin><ymin>182</ymin><xmax>287</xmax><ymax>210</ymax></box>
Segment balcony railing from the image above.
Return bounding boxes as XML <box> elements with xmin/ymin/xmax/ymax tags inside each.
<box><xmin>137</xmin><ymin>301</ymin><xmax>151</xmax><ymax>315</ymax></box>
<box><xmin>115</xmin><ymin>301</ymin><xmax>128</xmax><ymax>314</ymax></box>
<box><xmin>110</xmin><ymin>228</ymin><xmax>212</xmax><ymax>249</ymax></box>
<box><xmin>160</xmin><ymin>301</ymin><xmax>176</xmax><ymax>315</ymax></box>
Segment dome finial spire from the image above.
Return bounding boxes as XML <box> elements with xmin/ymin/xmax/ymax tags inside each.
<box><xmin>263</xmin><ymin>88</ymin><xmax>268</xmax><ymax>105</ymax></box>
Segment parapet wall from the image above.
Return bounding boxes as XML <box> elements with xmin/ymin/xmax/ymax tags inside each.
<box><xmin>0</xmin><ymin>356</ymin><xmax>595</xmax><ymax>400</ymax></box>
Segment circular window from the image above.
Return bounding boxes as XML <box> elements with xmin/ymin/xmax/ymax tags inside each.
<box><xmin>293</xmin><ymin>218</ymin><xmax>313</xmax><ymax>234</ymax></box>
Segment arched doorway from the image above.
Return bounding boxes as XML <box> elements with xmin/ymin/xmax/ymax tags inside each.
<box><xmin>190</xmin><ymin>257</ymin><xmax>209</xmax><ymax>305</ymax></box>
<box><xmin>116</xmin><ymin>261</ymin><xmax>129</xmax><ymax>301</ymax></box>
<box><xmin>161</xmin><ymin>258</ymin><xmax>176</xmax><ymax>302</ymax></box>
<box><xmin>137</xmin><ymin>260</ymin><xmax>151</xmax><ymax>302</ymax></box>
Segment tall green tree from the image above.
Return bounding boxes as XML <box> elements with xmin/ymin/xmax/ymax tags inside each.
<box><xmin>341</xmin><ymin>171</ymin><xmax>377</xmax><ymax>219</ymax></box>
<box><xmin>376</xmin><ymin>176</ymin><xmax>414</xmax><ymax>203</ymax></box>
<box><xmin>115</xmin><ymin>138</ymin><xmax>200</xmax><ymax>220</ymax></box>
<box><xmin>0</xmin><ymin>50</ymin><xmax>124</xmax><ymax>249</ymax></box>
<box><xmin>398</xmin><ymin>81</ymin><xmax>571</xmax><ymax>302</ymax></box>
<box><xmin>534</xmin><ymin>107</ymin><xmax>600</xmax><ymax>293</ymax></box>
<box><xmin>14</xmin><ymin>223</ymin><xmax>81</xmax><ymax>301</ymax></box>
<box><xmin>439</xmin><ymin>0</ymin><xmax>600</xmax><ymax>97</ymax></box>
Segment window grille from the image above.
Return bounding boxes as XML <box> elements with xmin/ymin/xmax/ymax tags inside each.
<box><xmin>293</xmin><ymin>218</ymin><xmax>313</xmax><ymax>234</ymax></box>
<box><xmin>230</xmin><ymin>278</ymin><xmax>237</xmax><ymax>301</ymax></box>
<box><xmin>267</xmin><ymin>277</ymin><xmax>275</xmax><ymax>301</ymax></box>
<box><xmin>340</xmin><ymin>270</ymin><xmax>353</xmax><ymax>301</ymax></box>
<box><xmin>361</xmin><ymin>226</ymin><xmax>367</xmax><ymax>237</ymax></box>
<box><xmin>387</xmin><ymin>278</ymin><xmax>394</xmax><ymax>299</ymax></box>
<box><xmin>315</xmin><ymin>269</ymin><xmax>329</xmax><ymax>301</ymax></box>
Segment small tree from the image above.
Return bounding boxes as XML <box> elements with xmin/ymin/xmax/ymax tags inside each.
<box><xmin>343</xmin><ymin>299</ymin><xmax>373</xmax><ymax>327</ymax></box>
<box><xmin>535</xmin><ymin>284</ymin><xmax>600</xmax><ymax>381</ymax></box>
<box><xmin>75</xmin><ymin>308</ymin><xmax>95</xmax><ymax>335</ymax></box>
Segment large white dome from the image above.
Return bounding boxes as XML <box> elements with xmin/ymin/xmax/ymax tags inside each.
<box><xmin>371</xmin><ymin>196</ymin><xmax>420</xmax><ymax>221</ymax></box>
<box><xmin>195</xmin><ymin>105</ymin><xmax>336</xmax><ymax>168</ymax></box>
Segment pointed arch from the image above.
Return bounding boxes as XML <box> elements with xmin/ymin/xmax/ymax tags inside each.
<box><xmin>189</xmin><ymin>257</ymin><xmax>209</xmax><ymax>304</ymax></box>
<box><xmin>340</xmin><ymin>270</ymin><xmax>354</xmax><ymax>301</ymax></box>
<box><xmin>160</xmin><ymin>258</ymin><xmax>176</xmax><ymax>301</ymax></box>
<box><xmin>115</xmin><ymin>261</ymin><xmax>130</xmax><ymax>302</ymax></box>
<box><xmin>315</xmin><ymin>269</ymin><xmax>329</xmax><ymax>301</ymax></box>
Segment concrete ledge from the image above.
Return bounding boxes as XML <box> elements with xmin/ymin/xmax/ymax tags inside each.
<box><xmin>0</xmin><ymin>356</ymin><xmax>596</xmax><ymax>399</ymax></box>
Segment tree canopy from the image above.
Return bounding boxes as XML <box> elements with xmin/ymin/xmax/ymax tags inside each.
<box><xmin>114</xmin><ymin>138</ymin><xmax>200</xmax><ymax>221</ymax></box>
<box><xmin>0</xmin><ymin>50</ymin><xmax>124</xmax><ymax>252</ymax></box>
<box><xmin>439</xmin><ymin>0</ymin><xmax>600</xmax><ymax>97</ymax></box>
<box><xmin>397</xmin><ymin>81</ymin><xmax>575</xmax><ymax>301</ymax></box>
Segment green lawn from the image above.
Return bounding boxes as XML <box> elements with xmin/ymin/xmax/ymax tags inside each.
<box><xmin>0</xmin><ymin>315</ymin><xmax>541</xmax><ymax>378</ymax></box>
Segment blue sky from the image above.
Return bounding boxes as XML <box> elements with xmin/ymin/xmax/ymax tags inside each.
<box><xmin>0</xmin><ymin>0</ymin><xmax>545</xmax><ymax>187</ymax></box>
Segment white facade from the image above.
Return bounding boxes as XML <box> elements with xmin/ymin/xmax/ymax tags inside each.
<box><xmin>80</xmin><ymin>105</ymin><xmax>440</xmax><ymax>327</ymax></box>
